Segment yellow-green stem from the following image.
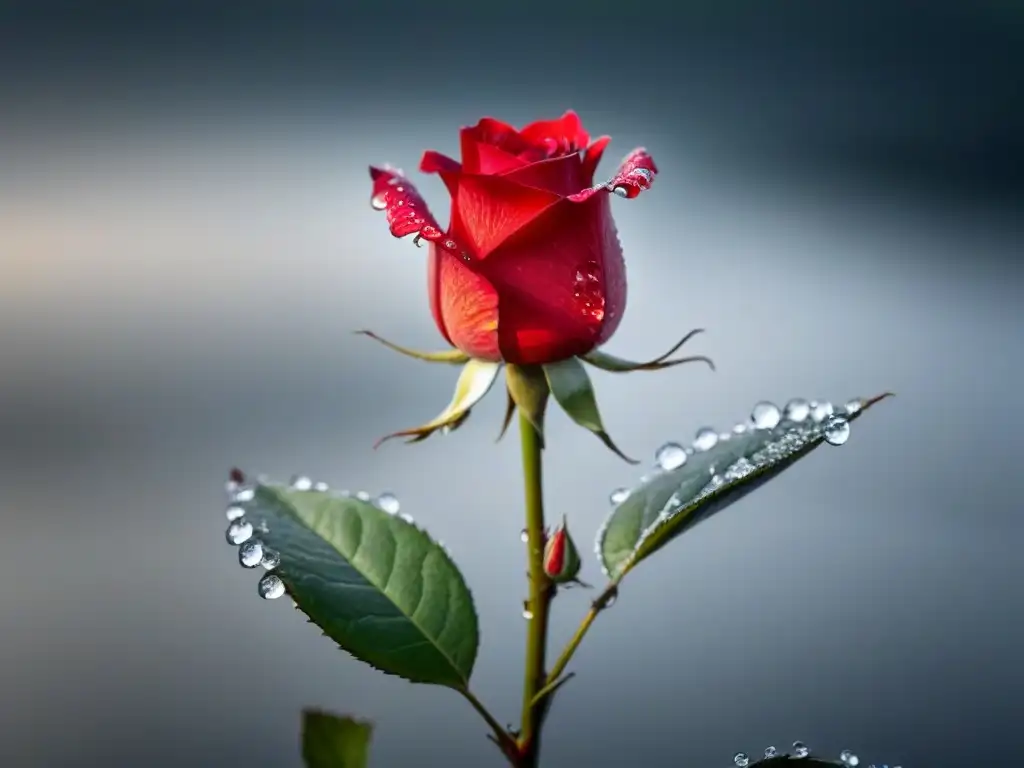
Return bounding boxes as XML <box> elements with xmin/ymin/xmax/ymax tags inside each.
<box><xmin>539</xmin><ymin>582</ymin><xmax>618</xmax><ymax>695</ymax></box>
<box><xmin>517</xmin><ymin>412</ymin><xmax>553</xmax><ymax>766</ymax></box>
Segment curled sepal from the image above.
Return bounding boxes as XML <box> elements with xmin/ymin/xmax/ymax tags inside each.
<box><xmin>368</xmin><ymin>165</ymin><xmax>467</xmax><ymax>255</ymax></box>
<box><xmin>543</xmin><ymin>516</ymin><xmax>582</xmax><ymax>584</ymax></box>
<box><xmin>542</xmin><ymin>357</ymin><xmax>638</xmax><ymax>464</ymax></box>
<box><xmin>583</xmin><ymin>328</ymin><xmax>714</xmax><ymax>373</ymax></box>
<box><xmin>504</xmin><ymin>364</ymin><xmax>550</xmax><ymax>447</ymax></box>
<box><xmin>375</xmin><ymin>360</ymin><xmax>502</xmax><ymax>448</ymax></box>
<box><xmin>230</xmin><ymin>477</ymin><xmax>480</xmax><ymax>688</ymax></box>
<box><xmin>302</xmin><ymin>709</ymin><xmax>373</xmax><ymax>768</ymax></box>
<box><xmin>597</xmin><ymin>393</ymin><xmax>894</xmax><ymax>580</ymax></box>
<box><xmin>355</xmin><ymin>330</ymin><xmax>469</xmax><ymax>365</ymax></box>
<box><xmin>568</xmin><ymin>147</ymin><xmax>658</xmax><ymax>203</ymax></box>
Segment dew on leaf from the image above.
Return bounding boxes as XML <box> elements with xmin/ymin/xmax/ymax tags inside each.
<box><xmin>784</xmin><ymin>397</ymin><xmax>811</xmax><ymax>423</ymax></box>
<box><xmin>751</xmin><ymin>401</ymin><xmax>781</xmax><ymax>430</ymax></box>
<box><xmin>226</xmin><ymin>519</ymin><xmax>253</xmax><ymax>545</ymax></box>
<box><xmin>733</xmin><ymin>752</ymin><xmax>749</xmax><ymax>767</ymax></box>
<box><xmin>398</xmin><ymin>513</ymin><xmax>415</xmax><ymax>524</ymax></box>
<box><xmin>355</xmin><ymin>491</ymin><xmax>371</xmax><ymax>502</ymax></box>
<box><xmin>290</xmin><ymin>475</ymin><xmax>313</xmax><ymax>491</ymax></box>
<box><xmin>840</xmin><ymin>749</ymin><xmax>859</xmax><ymax>766</ymax></box>
<box><xmin>258</xmin><ymin>573</ymin><xmax>286</xmax><ymax>600</ymax></box>
<box><xmin>764</xmin><ymin>746</ymin><xmax>777</xmax><ymax>759</ymax></box>
<box><xmin>844</xmin><ymin>398</ymin><xmax>863</xmax><ymax>415</ymax></box>
<box><xmin>793</xmin><ymin>741</ymin><xmax>810</xmax><ymax>758</ymax></box>
<box><xmin>732</xmin><ymin>423</ymin><xmax>747</xmax><ymax>435</ymax></box>
<box><xmin>238</xmin><ymin>539</ymin><xmax>264</xmax><ymax>568</ymax></box>
<box><xmin>655</xmin><ymin>442</ymin><xmax>687</xmax><ymax>471</ymax></box>
<box><xmin>376</xmin><ymin>492</ymin><xmax>400</xmax><ymax>514</ymax></box>
<box><xmin>233</xmin><ymin>487</ymin><xmax>255</xmax><ymax>503</ymax></box>
<box><xmin>313</xmin><ymin>481</ymin><xmax>329</xmax><ymax>492</ymax></box>
<box><xmin>823</xmin><ymin>415</ymin><xmax>851</xmax><ymax>446</ymax></box>
<box><xmin>260</xmin><ymin>548</ymin><xmax>281</xmax><ymax>570</ymax></box>
<box><xmin>609</xmin><ymin>488</ymin><xmax>629</xmax><ymax>506</ymax></box>
<box><xmin>810</xmin><ymin>401</ymin><xmax>834</xmax><ymax>423</ymax></box>
<box><xmin>226</xmin><ymin>505</ymin><xmax>246</xmax><ymax>521</ymax></box>
<box><xmin>693</xmin><ymin>427</ymin><xmax>718</xmax><ymax>451</ymax></box>
<box><xmin>370</xmin><ymin>192</ymin><xmax>387</xmax><ymax>210</ymax></box>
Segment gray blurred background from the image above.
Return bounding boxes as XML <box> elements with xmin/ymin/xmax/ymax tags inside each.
<box><xmin>1</xmin><ymin>2</ymin><xmax>1021</xmax><ymax>766</ymax></box>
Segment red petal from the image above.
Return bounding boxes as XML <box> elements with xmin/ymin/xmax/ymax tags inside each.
<box><xmin>431</xmin><ymin>243</ymin><xmax>501</xmax><ymax>361</ymax></box>
<box><xmin>480</xmin><ymin>194</ymin><xmax>627</xmax><ymax>365</ymax></box>
<box><xmin>419</xmin><ymin>150</ymin><xmax>462</xmax><ymax>198</ymax></box>
<box><xmin>368</xmin><ymin>165</ymin><xmax>467</xmax><ymax>255</ymax></box>
<box><xmin>543</xmin><ymin>528</ymin><xmax>567</xmax><ymax>576</ymax></box>
<box><xmin>580</xmin><ymin>136</ymin><xmax>611</xmax><ymax>184</ymax></box>
<box><xmin>452</xmin><ymin>174</ymin><xmax>561</xmax><ymax>259</ymax></box>
<box><xmin>459</xmin><ymin>118</ymin><xmax>531</xmax><ymax>174</ymax></box>
<box><xmin>501</xmin><ymin>153</ymin><xmax>587</xmax><ymax>197</ymax></box>
<box><xmin>519</xmin><ymin>110</ymin><xmax>590</xmax><ymax>155</ymax></box>
<box><xmin>567</xmin><ymin>147</ymin><xmax>658</xmax><ymax>203</ymax></box>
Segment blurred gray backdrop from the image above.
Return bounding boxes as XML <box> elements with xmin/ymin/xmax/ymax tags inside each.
<box><xmin>1</xmin><ymin>2</ymin><xmax>1021</xmax><ymax>766</ymax></box>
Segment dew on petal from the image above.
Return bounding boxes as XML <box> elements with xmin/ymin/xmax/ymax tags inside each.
<box><xmin>370</xmin><ymin>192</ymin><xmax>387</xmax><ymax>210</ymax></box>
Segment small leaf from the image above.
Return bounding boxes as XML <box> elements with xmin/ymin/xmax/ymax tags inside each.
<box><xmin>582</xmin><ymin>328</ymin><xmax>714</xmax><ymax>373</ymax></box>
<box><xmin>236</xmin><ymin>481</ymin><xmax>479</xmax><ymax>688</ymax></box>
<box><xmin>543</xmin><ymin>357</ymin><xmax>638</xmax><ymax>464</ymax></box>
<box><xmin>505</xmin><ymin>364</ymin><xmax>550</xmax><ymax>446</ymax></box>
<box><xmin>375</xmin><ymin>359</ymin><xmax>501</xmax><ymax>447</ymax></box>
<box><xmin>302</xmin><ymin>710</ymin><xmax>373</xmax><ymax>768</ymax></box>
<box><xmin>598</xmin><ymin>394</ymin><xmax>893</xmax><ymax>579</ymax></box>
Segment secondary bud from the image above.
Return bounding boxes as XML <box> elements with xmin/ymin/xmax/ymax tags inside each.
<box><xmin>543</xmin><ymin>516</ymin><xmax>582</xmax><ymax>584</ymax></box>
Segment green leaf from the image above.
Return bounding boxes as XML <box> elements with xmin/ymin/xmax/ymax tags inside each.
<box><xmin>597</xmin><ymin>394</ymin><xmax>893</xmax><ymax>579</ymax></box>
<box><xmin>232</xmin><ymin>480</ymin><xmax>479</xmax><ymax>688</ymax></box>
<box><xmin>302</xmin><ymin>710</ymin><xmax>373</xmax><ymax>768</ymax></box>
<box><xmin>543</xmin><ymin>357</ymin><xmax>638</xmax><ymax>463</ymax></box>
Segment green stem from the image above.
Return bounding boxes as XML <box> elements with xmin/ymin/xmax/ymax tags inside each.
<box><xmin>541</xmin><ymin>582</ymin><xmax>618</xmax><ymax>693</ymax></box>
<box><xmin>517</xmin><ymin>412</ymin><xmax>553</xmax><ymax>766</ymax></box>
<box><xmin>457</xmin><ymin>687</ymin><xmax>518</xmax><ymax>761</ymax></box>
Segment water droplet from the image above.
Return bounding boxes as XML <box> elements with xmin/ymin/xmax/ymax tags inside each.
<box><xmin>255</xmin><ymin>520</ymin><xmax>270</xmax><ymax>535</ymax></box>
<box><xmin>313</xmin><ymin>481</ymin><xmax>329</xmax><ymax>492</ymax></box>
<box><xmin>258</xmin><ymin>573</ymin><xmax>285</xmax><ymax>600</ymax></box>
<box><xmin>709</xmin><ymin>474</ymin><xmax>723</xmax><ymax>490</ymax></box>
<box><xmin>226</xmin><ymin>505</ymin><xmax>246</xmax><ymax>521</ymax></box>
<box><xmin>732</xmin><ymin>423</ymin><xmax>747</xmax><ymax>434</ymax></box>
<box><xmin>840</xmin><ymin>750</ymin><xmax>860</xmax><ymax>766</ymax></box>
<box><xmin>844</xmin><ymin>398</ymin><xmax>863</xmax><ymax>415</ymax></box>
<box><xmin>654</xmin><ymin>441</ymin><xmax>687</xmax><ymax>470</ymax></box>
<box><xmin>751</xmin><ymin>401</ymin><xmax>781</xmax><ymax>430</ymax></box>
<box><xmin>733</xmin><ymin>753</ymin><xmax>749</xmax><ymax>767</ymax></box>
<box><xmin>572</xmin><ymin>260</ymin><xmax>605</xmax><ymax>322</ymax></box>
<box><xmin>225</xmin><ymin>519</ymin><xmax>254</xmax><ymax>545</ymax></box>
<box><xmin>233</xmin><ymin>487</ymin><xmax>255</xmax><ymax>503</ymax></box>
<box><xmin>823</xmin><ymin>414</ymin><xmax>851</xmax><ymax>446</ymax></box>
<box><xmin>520</xmin><ymin>528</ymin><xmax>529</xmax><ymax>542</ymax></box>
<box><xmin>290</xmin><ymin>475</ymin><xmax>313</xmax><ymax>491</ymax></box>
<box><xmin>238</xmin><ymin>539</ymin><xmax>264</xmax><ymax>568</ymax></box>
<box><xmin>784</xmin><ymin>398</ymin><xmax>811</xmax><ymax>422</ymax></box>
<box><xmin>612</xmin><ymin>186</ymin><xmax>629</xmax><ymax>197</ymax></box>
<box><xmin>376</xmin><ymin>492</ymin><xmax>400</xmax><ymax>514</ymax></box>
<box><xmin>693</xmin><ymin>427</ymin><xmax>719</xmax><ymax>451</ymax></box>
<box><xmin>522</xmin><ymin>601</ymin><xmax>534</xmax><ymax>620</ymax></box>
<box><xmin>355</xmin><ymin>491</ymin><xmax>371</xmax><ymax>502</ymax></box>
<box><xmin>370</xmin><ymin>192</ymin><xmax>387</xmax><ymax>210</ymax></box>
<box><xmin>602</xmin><ymin>590</ymin><xmax>618</xmax><ymax>608</ymax></box>
<box><xmin>792</xmin><ymin>741</ymin><xmax>810</xmax><ymax>758</ymax></box>
<box><xmin>810</xmin><ymin>400</ymin><xmax>834</xmax><ymax>423</ymax></box>
<box><xmin>764</xmin><ymin>746</ymin><xmax>777</xmax><ymax>758</ymax></box>
<box><xmin>260</xmin><ymin>548</ymin><xmax>281</xmax><ymax>570</ymax></box>
<box><xmin>718</xmin><ymin>432</ymin><xmax>731</xmax><ymax>441</ymax></box>
<box><xmin>609</xmin><ymin>487</ymin><xmax>629</xmax><ymax>506</ymax></box>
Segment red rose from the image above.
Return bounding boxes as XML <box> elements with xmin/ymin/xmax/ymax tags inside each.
<box><xmin>368</xmin><ymin>110</ymin><xmax>658</xmax><ymax>366</ymax></box>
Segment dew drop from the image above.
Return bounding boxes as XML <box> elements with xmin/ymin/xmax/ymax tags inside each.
<box><xmin>654</xmin><ymin>442</ymin><xmax>687</xmax><ymax>470</ymax></box>
<box><xmin>290</xmin><ymin>475</ymin><xmax>313</xmax><ymax>491</ymax></box>
<box><xmin>376</xmin><ymin>492</ymin><xmax>400</xmax><ymax>514</ymax></box>
<box><xmin>840</xmin><ymin>750</ymin><xmax>860</xmax><ymax>767</ymax></box>
<box><xmin>520</xmin><ymin>528</ymin><xmax>529</xmax><ymax>542</ymax></box>
<box><xmin>810</xmin><ymin>401</ymin><xmax>834</xmax><ymax>423</ymax></box>
<box><xmin>226</xmin><ymin>505</ymin><xmax>246</xmax><ymax>521</ymax></box>
<box><xmin>693</xmin><ymin>427</ymin><xmax>719</xmax><ymax>451</ymax></box>
<box><xmin>602</xmin><ymin>591</ymin><xmax>617</xmax><ymax>608</ymax></box>
<box><xmin>751</xmin><ymin>401</ymin><xmax>781</xmax><ymax>430</ymax></box>
<box><xmin>398</xmin><ymin>513</ymin><xmax>415</xmax><ymax>524</ymax></box>
<box><xmin>732</xmin><ymin>423</ymin><xmax>747</xmax><ymax>435</ymax></box>
<box><xmin>844</xmin><ymin>398</ymin><xmax>863</xmax><ymax>415</ymax></box>
<box><xmin>258</xmin><ymin>573</ymin><xmax>285</xmax><ymax>600</ymax></box>
<box><xmin>612</xmin><ymin>186</ymin><xmax>629</xmax><ymax>197</ymax></box>
<box><xmin>764</xmin><ymin>746</ymin><xmax>777</xmax><ymax>759</ymax></box>
<box><xmin>226</xmin><ymin>519</ymin><xmax>254</xmax><ymax>545</ymax></box>
<box><xmin>260</xmin><ymin>548</ymin><xmax>281</xmax><ymax>570</ymax></box>
<box><xmin>233</xmin><ymin>487</ymin><xmax>255</xmax><ymax>503</ymax></box>
<box><xmin>238</xmin><ymin>539</ymin><xmax>264</xmax><ymax>568</ymax></box>
<box><xmin>609</xmin><ymin>487</ymin><xmax>629</xmax><ymax>506</ymax></box>
<box><xmin>313</xmin><ymin>481</ymin><xmax>329</xmax><ymax>492</ymax></box>
<box><xmin>355</xmin><ymin>491</ymin><xmax>371</xmax><ymax>502</ymax></box>
<box><xmin>370</xmin><ymin>192</ymin><xmax>387</xmax><ymax>210</ymax></box>
<box><xmin>733</xmin><ymin>753</ymin><xmax>749</xmax><ymax>767</ymax></box>
<box><xmin>571</xmin><ymin>260</ymin><xmax>605</xmax><ymax>322</ymax></box>
<box><xmin>792</xmin><ymin>741</ymin><xmax>810</xmax><ymax>758</ymax></box>
<box><xmin>823</xmin><ymin>414</ymin><xmax>851</xmax><ymax>446</ymax></box>
<box><xmin>784</xmin><ymin>398</ymin><xmax>811</xmax><ymax>422</ymax></box>
<box><xmin>522</xmin><ymin>601</ymin><xmax>534</xmax><ymax>620</ymax></box>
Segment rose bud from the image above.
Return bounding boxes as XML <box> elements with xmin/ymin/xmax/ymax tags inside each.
<box><xmin>542</xmin><ymin>516</ymin><xmax>582</xmax><ymax>584</ymax></box>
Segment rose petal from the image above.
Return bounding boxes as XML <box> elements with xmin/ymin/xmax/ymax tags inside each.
<box><xmin>519</xmin><ymin>110</ymin><xmax>590</xmax><ymax>155</ymax></box>
<box><xmin>580</xmin><ymin>136</ymin><xmax>611</xmax><ymax>185</ymax></box>
<box><xmin>419</xmin><ymin>150</ymin><xmax>462</xmax><ymax>197</ymax></box>
<box><xmin>567</xmin><ymin>147</ymin><xmax>658</xmax><ymax>203</ymax></box>
<box><xmin>501</xmin><ymin>153</ymin><xmax>587</xmax><ymax>197</ymax></box>
<box><xmin>431</xmin><ymin>244</ymin><xmax>502</xmax><ymax>361</ymax></box>
<box><xmin>459</xmin><ymin>118</ymin><xmax>532</xmax><ymax>174</ymax></box>
<box><xmin>367</xmin><ymin>165</ymin><xmax>467</xmax><ymax>254</ymax></box>
<box><xmin>453</xmin><ymin>174</ymin><xmax>561</xmax><ymax>259</ymax></box>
